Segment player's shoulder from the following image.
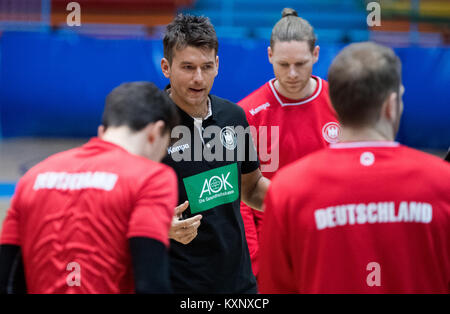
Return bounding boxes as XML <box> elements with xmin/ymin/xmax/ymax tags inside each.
<box><xmin>110</xmin><ymin>153</ymin><xmax>177</xmax><ymax>195</ymax></box>
<box><xmin>139</xmin><ymin>159</ymin><xmax>178</xmax><ymax>186</ymax></box>
<box><xmin>238</xmin><ymin>82</ymin><xmax>271</xmax><ymax>109</ymax></box>
<box><xmin>119</xmin><ymin>150</ymin><xmax>176</xmax><ymax>179</ymax></box>
<box><xmin>210</xmin><ymin>94</ymin><xmax>239</xmax><ymax>110</ymax></box>
<box><xmin>318</xmin><ymin>76</ymin><xmax>328</xmax><ymax>89</ymax></box>
<box><xmin>210</xmin><ymin>94</ymin><xmax>247</xmax><ymax>121</ymax></box>
<box><xmin>271</xmin><ymin>149</ymin><xmax>330</xmax><ymax>191</ymax></box>
<box><xmin>398</xmin><ymin>145</ymin><xmax>450</xmax><ymax>172</ymax></box>
<box><xmin>313</xmin><ymin>76</ymin><xmax>332</xmax><ymax>103</ymax></box>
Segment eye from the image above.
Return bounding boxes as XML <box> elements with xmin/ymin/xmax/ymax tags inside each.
<box><xmin>183</xmin><ymin>65</ymin><xmax>194</xmax><ymax>70</ymax></box>
<box><xmin>202</xmin><ymin>64</ymin><xmax>213</xmax><ymax>70</ymax></box>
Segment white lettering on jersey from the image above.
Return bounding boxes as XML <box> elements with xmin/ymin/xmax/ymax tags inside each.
<box><xmin>314</xmin><ymin>201</ymin><xmax>433</xmax><ymax>230</ymax></box>
<box><xmin>249</xmin><ymin>102</ymin><xmax>270</xmax><ymax>116</ymax></box>
<box><xmin>167</xmin><ymin>143</ymin><xmax>190</xmax><ymax>155</ymax></box>
<box><xmin>33</xmin><ymin>171</ymin><xmax>118</xmax><ymax>191</ymax></box>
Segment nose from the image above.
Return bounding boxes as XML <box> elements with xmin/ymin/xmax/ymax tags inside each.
<box><xmin>193</xmin><ymin>67</ymin><xmax>204</xmax><ymax>83</ymax></box>
<box><xmin>288</xmin><ymin>65</ymin><xmax>298</xmax><ymax>79</ymax></box>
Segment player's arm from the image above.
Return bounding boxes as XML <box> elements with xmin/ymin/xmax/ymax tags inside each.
<box><xmin>239</xmin><ymin>105</ymin><xmax>270</xmax><ymax>211</ymax></box>
<box><xmin>0</xmin><ymin>244</ymin><xmax>27</xmax><ymax>294</ymax></box>
<box><xmin>129</xmin><ymin>237</ymin><xmax>171</xmax><ymax>294</ymax></box>
<box><xmin>128</xmin><ymin>166</ymin><xmax>179</xmax><ymax>293</ymax></box>
<box><xmin>0</xmin><ymin>187</ymin><xmax>26</xmax><ymax>294</ymax></box>
<box><xmin>241</xmin><ymin>168</ymin><xmax>270</xmax><ymax>211</ymax></box>
<box><xmin>258</xmin><ymin>183</ymin><xmax>296</xmax><ymax>293</ymax></box>
<box><xmin>240</xmin><ymin>201</ymin><xmax>260</xmax><ymax>277</ymax></box>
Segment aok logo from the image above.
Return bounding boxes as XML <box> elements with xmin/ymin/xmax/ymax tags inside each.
<box><xmin>183</xmin><ymin>163</ymin><xmax>239</xmax><ymax>214</ymax></box>
<box><xmin>199</xmin><ymin>172</ymin><xmax>233</xmax><ymax>198</ymax></box>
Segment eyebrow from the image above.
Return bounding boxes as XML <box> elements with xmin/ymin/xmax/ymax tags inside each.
<box><xmin>278</xmin><ymin>60</ymin><xmax>308</xmax><ymax>64</ymax></box>
<box><xmin>180</xmin><ymin>61</ymin><xmax>215</xmax><ymax>65</ymax></box>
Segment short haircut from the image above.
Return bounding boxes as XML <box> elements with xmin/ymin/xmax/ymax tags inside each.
<box><xmin>102</xmin><ymin>82</ymin><xmax>179</xmax><ymax>133</ymax></box>
<box><xmin>328</xmin><ymin>42</ymin><xmax>402</xmax><ymax>127</ymax></box>
<box><xmin>270</xmin><ymin>8</ymin><xmax>317</xmax><ymax>52</ymax></box>
<box><xmin>163</xmin><ymin>14</ymin><xmax>218</xmax><ymax>64</ymax></box>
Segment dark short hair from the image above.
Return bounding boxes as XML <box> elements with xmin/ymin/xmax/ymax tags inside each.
<box><xmin>328</xmin><ymin>42</ymin><xmax>402</xmax><ymax>127</ymax></box>
<box><xmin>270</xmin><ymin>8</ymin><xmax>316</xmax><ymax>52</ymax></box>
<box><xmin>163</xmin><ymin>13</ymin><xmax>218</xmax><ymax>64</ymax></box>
<box><xmin>103</xmin><ymin>82</ymin><xmax>179</xmax><ymax>133</ymax></box>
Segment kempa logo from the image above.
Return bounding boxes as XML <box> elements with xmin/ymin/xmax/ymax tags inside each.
<box><xmin>249</xmin><ymin>102</ymin><xmax>270</xmax><ymax>116</ymax></box>
<box><xmin>168</xmin><ymin>143</ymin><xmax>189</xmax><ymax>155</ymax></box>
<box><xmin>199</xmin><ymin>172</ymin><xmax>233</xmax><ymax>198</ymax></box>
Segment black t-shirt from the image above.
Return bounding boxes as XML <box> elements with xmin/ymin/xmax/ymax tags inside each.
<box><xmin>162</xmin><ymin>94</ymin><xmax>259</xmax><ymax>293</ymax></box>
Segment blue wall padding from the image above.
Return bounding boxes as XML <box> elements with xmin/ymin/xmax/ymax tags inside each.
<box><xmin>0</xmin><ymin>31</ymin><xmax>449</xmax><ymax>149</ymax></box>
<box><xmin>0</xmin><ymin>182</ymin><xmax>16</xmax><ymax>197</ymax></box>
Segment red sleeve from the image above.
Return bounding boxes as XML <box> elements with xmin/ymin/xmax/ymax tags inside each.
<box><xmin>258</xmin><ymin>181</ymin><xmax>296</xmax><ymax>293</ymax></box>
<box><xmin>0</xmin><ymin>191</ymin><xmax>21</xmax><ymax>246</ymax></box>
<box><xmin>240</xmin><ymin>201</ymin><xmax>259</xmax><ymax>277</ymax></box>
<box><xmin>127</xmin><ymin>166</ymin><xmax>177</xmax><ymax>248</ymax></box>
<box><xmin>239</xmin><ymin>98</ymin><xmax>263</xmax><ymax>277</ymax></box>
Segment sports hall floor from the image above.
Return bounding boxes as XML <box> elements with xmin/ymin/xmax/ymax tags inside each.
<box><xmin>0</xmin><ymin>138</ymin><xmax>447</xmax><ymax>230</ymax></box>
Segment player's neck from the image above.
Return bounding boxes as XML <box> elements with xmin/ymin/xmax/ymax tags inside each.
<box><xmin>169</xmin><ymin>92</ymin><xmax>209</xmax><ymax>119</ymax></box>
<box><xmin>274</xmin><ymin>77</ymin><xmax>316</xmax><ymax>100</ymax></box>
<box><xmin>101</xmin><ymin>127</ymin><xmax>146</xmax><ymax>156</ymax></box>
<box><xmin>339</xmin><ymin>125</ymin><xmax>395</xmax><ymax>143</ymax></box>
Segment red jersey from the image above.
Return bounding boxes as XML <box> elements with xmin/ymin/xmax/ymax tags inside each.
<box><xmin>238</xmin><ymin>76</ymin><xmax>339</xmax><ymax>277</ymax></box>
<box><xmin>0</xmin><ymin>138</ymin><xmax>177</xmax><ymax>294</ymax></box>
<box><xmin>259</xmin><ymin>142</ymin><xmax>450</xmax><ymax>293</ymax></box>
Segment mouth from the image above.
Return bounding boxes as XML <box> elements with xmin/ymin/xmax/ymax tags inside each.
<box><xmin>188</xmin><ymin>87</ymin><xmax>205</xmax><ymax>94</ymax></box>
<box><xmin>285</xmin><ymin>81</ymin><xmax>303</xmax><ymax>89</ymax></box>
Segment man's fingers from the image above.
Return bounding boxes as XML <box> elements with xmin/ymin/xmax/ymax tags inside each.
<box><xmin>190</xmin><ymin>220</ymin><xmax>201</xmax><ymax>229</ymax></box>
<box><xmin>169</xmin><ymin>210</ymin><xmax>202</xmax><ymax>245</ymax></box>
<box><xmin>180</xmin><ymin>215</ymin><xmax>202</xmax><ymax>228</ymax></box>
<box><xmin>179</xmin><ymin>231</ymin><xmax>198</xmax><ymax>245</ymax></box>
<box><xmin>172</xmin><ymin>214</ymin><xmax>202</xmax><ymax>230</ymax></box>
<box><xmin>174</xmin><ymin>201</ymin><xmax>189</xmax><ymax>216</ymax></box>
<box><xmin>172</xmin><ymin>220</ymin><xmax>201</xmax><ymax>233</ymax></box>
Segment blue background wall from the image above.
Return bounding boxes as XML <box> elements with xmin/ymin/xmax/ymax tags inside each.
<box><xmin>0</xmin><ymin>31</ymin><xmax>449</xmax><ymax>149</ymax></box>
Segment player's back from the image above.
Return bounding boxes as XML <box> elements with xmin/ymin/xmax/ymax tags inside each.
<box><xmin>263</xmin><ymin>141</ymin><xmax>450</xmax><ymax>293</ymax></box>
<box><xmin>3</xmin><ymin>138</ymin><xmax>175</xmax><ymax>293</ymax></box>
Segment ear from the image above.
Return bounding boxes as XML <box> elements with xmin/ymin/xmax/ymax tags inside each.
<box><xmin>268</xmin><ymin>46</ymin><xmax>273</xmax><ymax>64</ymax></box>
<box><xmin>215</xmin><ymin>55</ymin><xmax>219</xmax><ymax>76</ymax></box>
<box><xmin>147</xmin><ymin>120</ymin><xmax>166</xmax><ymax>144</ymax></box>
<box><xmin>312</xmin><ymin>45</ymin><xmax>320</xmax><ymax>64</ymax></box>
<box><xmin>97</xmin><ymin>125</ymin><xmax>105</xmax><ymax>138</ymax></box>
<box><xmin>161</xmin><ymin>58</ymin><xmax>171</xmax><ymax>79</ymax></box>
<box><xmin>384</xmin><ymin>92</ymin><xmax>398</xmax><ymax>122</ymax></box>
